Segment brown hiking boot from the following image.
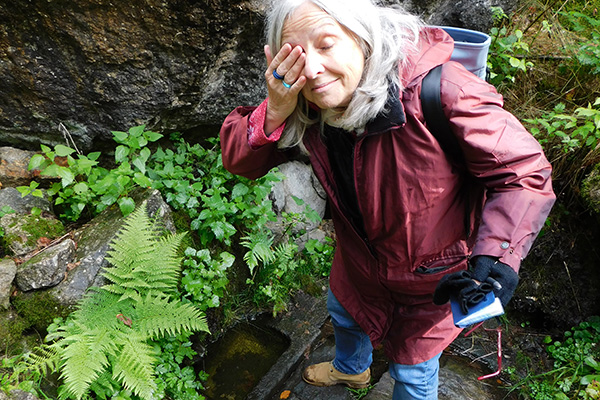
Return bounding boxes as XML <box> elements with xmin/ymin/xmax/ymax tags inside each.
<box><xmin>302</xmin><ymin>361</ymin><xmax>371</xmax><ymax>388</ymax></box>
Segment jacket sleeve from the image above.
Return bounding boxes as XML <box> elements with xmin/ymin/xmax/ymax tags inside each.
<box><xmin>440</xmin><ymin>62</ymin><xmax>556</xmax><ymax>271</ymax></box>
<box><xmin>220</xmin><ymin>100</ymin><xmax>289</xmax><ymax>180</ymax></box>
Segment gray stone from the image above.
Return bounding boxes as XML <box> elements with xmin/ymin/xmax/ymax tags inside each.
<box><xmin>0</xmin><ymin>147</ymin><xmax>39</xmax><ymax>187</ymax></box>
<box><xmin>15</xmin><ymin>239</ymin><xmax>75</xmax><ymax>292</ymax></box>
<box><xmin>1</xmin><ymin>390</ymin><xmax>39</xmax><ymax>400</ymax></box>
<box><xmin>0</xmin><ymin>211</ymin><xmax>64</xmax><ymax>257</ymax></box>
<box><xmin>0</xmin><ymin>258</ymin><xmax>17</xmax><ymax>309</ymax></box>
<box><xmin>0</xmin><ymin>187</ymin><xmax>52</xmax><ymax>214</ymax></box>
<box><xmin>270</xmin><ymin>161</ymin><xmax>327</xmax><ymax>235</ymax></box>
<box><xmin>246</xmin><ymin>290</ymin><xmax>332</xmax><ymax>400</ymax></box>
<box><xmin>49</xmin><ymin>188</ymin><xmax>174</xmax><ymax>306</ymax></box>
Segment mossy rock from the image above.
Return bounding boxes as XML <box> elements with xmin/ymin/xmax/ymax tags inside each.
<box><xmin>0</xmin><ymin>213</ymin><xmax>65</xmax><ymax>256</ymax></box>
<box><xmin>0</xmin><ymin>308</ymin><xmax>43</xmax><ymax>357</ymax></box>
<box><xmin>11</xmin><ymin>290</ymin><xmax>71</xmax><ymax>335</ymax></box>
<box><xmin>581</xmin><ymin>164</ymin><xmax>600</xmax><ymax>217</ymax></box>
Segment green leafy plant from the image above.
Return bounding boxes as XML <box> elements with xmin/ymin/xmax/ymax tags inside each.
<box><xmin>6</xmin><ymin>204</ymin><xmax>208</xmax><ymax>399</ymax></box>
<box><xmin>509</xmin><ymin>317</ymin><xmax>600</xmax><ymax>400</ymax></box>
<box><xmin>148</xmin><ymin>138</ymin><xmax>280</xmax><ymax>246</ymax></box>
<box><xmin>560</xmin><ymin>11</ymin><xmax>600</xmax><ymax>75</ymax></box>
<box><xmin>181</xmin><ymin>247</ymin><xmax>235</xmax><ymax>311</ymax></box>
<box><xmin>153</xmin><ymin>334</ymin><xmax>207</xmax><ymax>400</ymax></box>
<box><xmin>243</xmin><ymin>228</ymin><xmax>300</xmax><ymax>316</ymax></box>
<box><xmin>17</xmin><ymin>125</ymin><xmax>161</xmax><ymax>221</ymax></box>
<box><xmin>241</xmin><ymin>215</ymin><xmax>334</xmax><ymax>316</ymax></box>
<box><xmin>488</xmin><ymin>25</ymin><xmax>534</xmax><ymax>86</ymax></box>
<box><xmin>526</xmin><ymin>98</ymin><xmax>600</xmax><ymax>153</ymax></box>
<box><xmin>347</xmin><ymin>385</ymin><xmax>373</xmax><ymax>400</ymax></box>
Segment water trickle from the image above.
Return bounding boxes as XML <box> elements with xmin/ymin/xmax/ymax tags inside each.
<box><xmin>199</xmin><ymin>319</ymin><xmax>290</xmax><ymax>400</ymax></box>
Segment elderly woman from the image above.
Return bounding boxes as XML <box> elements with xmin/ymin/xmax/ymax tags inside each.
<box><xmin>220</xmin><ymin>0</ymin><xmax>555</xmax><ymax>398</ymax></box>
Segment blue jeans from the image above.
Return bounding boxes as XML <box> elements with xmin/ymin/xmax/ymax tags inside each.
<box><xmin>327</xmin><ymin>289</ymin><xmax>441</xmax><ymax>400</ymax></box>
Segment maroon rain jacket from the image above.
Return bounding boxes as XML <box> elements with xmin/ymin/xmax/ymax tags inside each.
<box><xmin>220</xmin><ymin>27</ymin><xmax>555</xmax><ymax>364</ymax></box>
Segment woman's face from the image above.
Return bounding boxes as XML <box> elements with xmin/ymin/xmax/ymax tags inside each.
<box><xmin>281</xmin><ymin>2</ymin><xmax>365</xmax><ymax>110</ymax></box>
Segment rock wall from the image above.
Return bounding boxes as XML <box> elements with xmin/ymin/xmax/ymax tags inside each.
<box><xmin>0</xmin><ymin>0</ymin><xmax>517</xmax><ymax>153</ymax></box>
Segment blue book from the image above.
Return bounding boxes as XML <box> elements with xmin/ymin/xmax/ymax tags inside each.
<box><xmin>450</xmin><ymin>291</ymin><xmax>504</xmax><ymax>328</ymax></box>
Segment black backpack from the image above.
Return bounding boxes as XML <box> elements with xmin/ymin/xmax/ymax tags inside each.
<box><xmin>420</xmin><ymin>26</ymin><xmax>491</xmax><ymax>235</ymax></box>
<box><xmin>421</xmin><ymin>26</ymin><xmax>491</xmax><ymax>163</ymax></box>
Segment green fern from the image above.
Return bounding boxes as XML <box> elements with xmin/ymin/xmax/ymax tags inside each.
<box><xmin>19</xmin><ymin>202</ymin><xmax>209</xmax><ymax>400</ymax></box>
<box><xmin>241</xmin><ymin>230</ymin><xmax>275</xmax><ymax>274</ymax></box>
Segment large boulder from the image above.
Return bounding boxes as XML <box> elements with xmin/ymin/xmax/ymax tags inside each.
<box><xmin>0</xmin><ymin>0</ymin><xmax>518</xmax><ymax>153</ymax></box>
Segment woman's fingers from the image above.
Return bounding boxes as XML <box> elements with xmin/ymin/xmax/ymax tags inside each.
<box><xmin>262</xmin><ymin>43</ymin><xmax>307</xmax><ymax>131</ymax></box>
<box><xmin>268</xmin><ymin>44</ymin><xmax>305</xmax><ymax>85</ymax></box>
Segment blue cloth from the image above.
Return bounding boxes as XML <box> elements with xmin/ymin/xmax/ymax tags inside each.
<box><xmin>327</xmin><ymin>289</ymin><xmax>442</xmax><ymax>399</ymax></box>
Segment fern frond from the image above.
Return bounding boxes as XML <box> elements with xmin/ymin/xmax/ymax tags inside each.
<box><xmin>104</xmin><ymin>204</ymin><xmax>160</xmax><ymax>284</ymax></box>
<box><xmin>274</xmin><ymin>242</ymin><xmax>298</xmax><ymax>261</ymax></box>
<box><xmin>103</xmin><ymin>204</ymin><xmax>185</xmax><ymax>298</ymax></box>
<box><xmin>134</xmin><ymin>293</ymin><xmax>209</xmax><ymax>339</ymax></box>
<box><xmin>59</xmin><ymin>332</ymin><xmax>111</xmax><ymax>400</ymax></box>
<box><xmin>241</xmin><ymin>230</ymin><xmax>275</xmax><ymax>273</ymax></box>
<box><xmin>69</xmin><ymin>289</ymin><xmax>127</xmax><ymax>331</ymax></box>
<box><xmin>112</xmin><ymin>334</ymin><xmax>158</xmax><ymax>400</ymax></box>
<box><xmin>18</xmin><ymin>344</ymin><xmax>61</xmax><ymax>378</ymax></box>
<box><xmin>140</xmin><ymin>232</ymin><xmax>186</xmax><ymax>295</ymax></box>
<box><xmin>36</xmin><ymin>204</ymin><xmax>206</xmax><ymax>400</ymax></box>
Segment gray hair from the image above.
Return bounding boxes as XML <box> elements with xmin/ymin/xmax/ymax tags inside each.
<box><xmin>265</xmin><ymin>0</ymin><xmax>422</xmax><ymax>150</ymax></box>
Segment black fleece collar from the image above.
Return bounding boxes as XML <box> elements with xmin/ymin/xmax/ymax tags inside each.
<box><xmin>364</xmin><ymin>84</ymin><xmax>406</xmax><ymax>135</ymax></box>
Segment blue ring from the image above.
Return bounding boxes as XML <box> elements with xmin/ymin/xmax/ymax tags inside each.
<box><xmin>282</xmin><ymin>81</ymin><xmax>292</xmax><ymax>89</ymax></box>
<box><xmin>272</xmin><ymin>69</ymin><xmax>285</xmax><ymax>80</ymax></box>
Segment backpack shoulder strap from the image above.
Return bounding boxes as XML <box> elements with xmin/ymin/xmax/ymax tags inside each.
<box><xmin>421</xmin><ymin>63</ymin><xmax>463</xmax><ymax>164</ymax></box>
<box><xmin>421</xmin><ymin>63</ymin><xmax>472</xmax><ymax>237</ymax></box>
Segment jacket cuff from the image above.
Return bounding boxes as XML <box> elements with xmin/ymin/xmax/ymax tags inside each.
<box><xmin>471</xmin><ymin>238</ymin><xmax>522</xmax><ymax>272</ymax></box>
<box><xmin>248</xmin><ymin>98</ymin><xmax>285</xmax><ymax>149</ymax></box>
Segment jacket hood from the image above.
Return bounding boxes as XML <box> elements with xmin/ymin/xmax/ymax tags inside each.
<box><xmin>400</xmin><ymin>27</ymin><xmax>454</xmax><ymax>88</ymax></box>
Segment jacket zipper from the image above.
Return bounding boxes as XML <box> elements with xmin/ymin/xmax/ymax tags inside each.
<box><xmin>352</xmin><ymin>135</ymin><xmax>378</xmax><ymax>259</ymax></box>
<box><xmin>306</xmin><ymin>133</ymin><xmax>378</xmax><ymax>260</ymax></box>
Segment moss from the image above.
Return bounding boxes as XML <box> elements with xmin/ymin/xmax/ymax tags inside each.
<box><xmin>11</xmin><ymin>291</ymin><xmax>70</xmax><ymax>335</ymax></box>
<box><xmin>581</xmin><ymin>164</ymin><xmax>600</xmax><ymax>215</ymax></box>
<box><xmin>0</xmin><ymin>309</ymin><xmax>43</xmax><ymax>357</ymax></box>
<box><xmin>1</xmin><ymin>213</ymin><xmax>65</xmax><ymax>255</ymax></box>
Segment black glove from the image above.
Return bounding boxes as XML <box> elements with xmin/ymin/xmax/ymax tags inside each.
<box><xmin>433</xmin><ymin>270</ymin><xmax>493</xmax><ymax>314</ymax></box>
<box><xmin>470</xmin><ymin>255</ymin><xmax>519</xmax><ymax>307</ymax></box>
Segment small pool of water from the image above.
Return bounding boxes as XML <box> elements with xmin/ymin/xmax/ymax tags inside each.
<box><xmin>198</xmin><ymin>319</ymin><xmax>290</xmax><ymax>400</ymax></box>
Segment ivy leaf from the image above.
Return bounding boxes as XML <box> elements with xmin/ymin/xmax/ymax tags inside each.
<box><xmin>55</xmin><ymin>145</ymin><xmax>76</xmax><ymax>157</ymax></box>
<box><xmin>88</xmin><ymin>152</ymin><xmax>102</xmax><ymax>161</ymax></box>
<box><xmin>232</xmin><ymin>183</ymin><xmax>249</xmax><ymax>199</ymax></box>
<box><xmin>57</xmin><ymin>166</ymin><xmax>75</xmax><ymax>186</ymax></box>
<box><xmin>115</xmin><ymin>146</ymin><xmax>130</xmax><ymax>164</ymax></box>
<box><xmin>41</xmin><ymin>164</ymin><xmax>59</xmax><ymax>177</ymax></box>
<box><xmin>118</xmin><ymin>197</ymin><xmax>136</xmax><ymax>216</ymax></box>
<box><xmin>73</xmin><ymin>182</ymin><xmax>89</xmax><ymax>194</ymax></box>
<box><xmin>128</xmin><ymin>125</ymin><xmax>145</xmax><ymax>137</ymax></box>
<box><xmin>133</xmin><ymin>173</ymin><xmax>152</xmax><ymax>188</ymax></box>
<box><xmin>112</xmin><ymin>131</ymin><xmax>128</xmax><ymax>143</ymax></box>
<box><xmin>139</xmin><ymin>147</ymin><xmax>151</xmax><ymax>162</ymax></box>
<box><xmin>132</xmin><ymin>157</ymin><xmax>146</xmax><ymax>174</ymax></box>
<box><xmin>28</xmin><ymin>154</ymin><xmax>47</xmax><ymax>171</ymax></box>
<box><xmin>143</xmin><ymin>131</ymin><xmax>163</xmax><ymax>142</ymax></box>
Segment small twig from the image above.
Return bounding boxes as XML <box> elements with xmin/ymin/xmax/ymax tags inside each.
<box><xmin>18</xmin><ymin>232</ymin><xmax>72</xmax><ymax>264</ymax></box>
<box><xmin>59</xmin><ymin>123</ymin><xmax>81</xmax><ymax>155</ymax></box>
<box><xmin>470</xmin><ymin>351</ymin><xmax>497</xmax><ymax>364</ymax></box>
<box><xmin>563</xmin><ymin>261</ymin><xmax>582</xmax><ymax>315</ymax></box>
